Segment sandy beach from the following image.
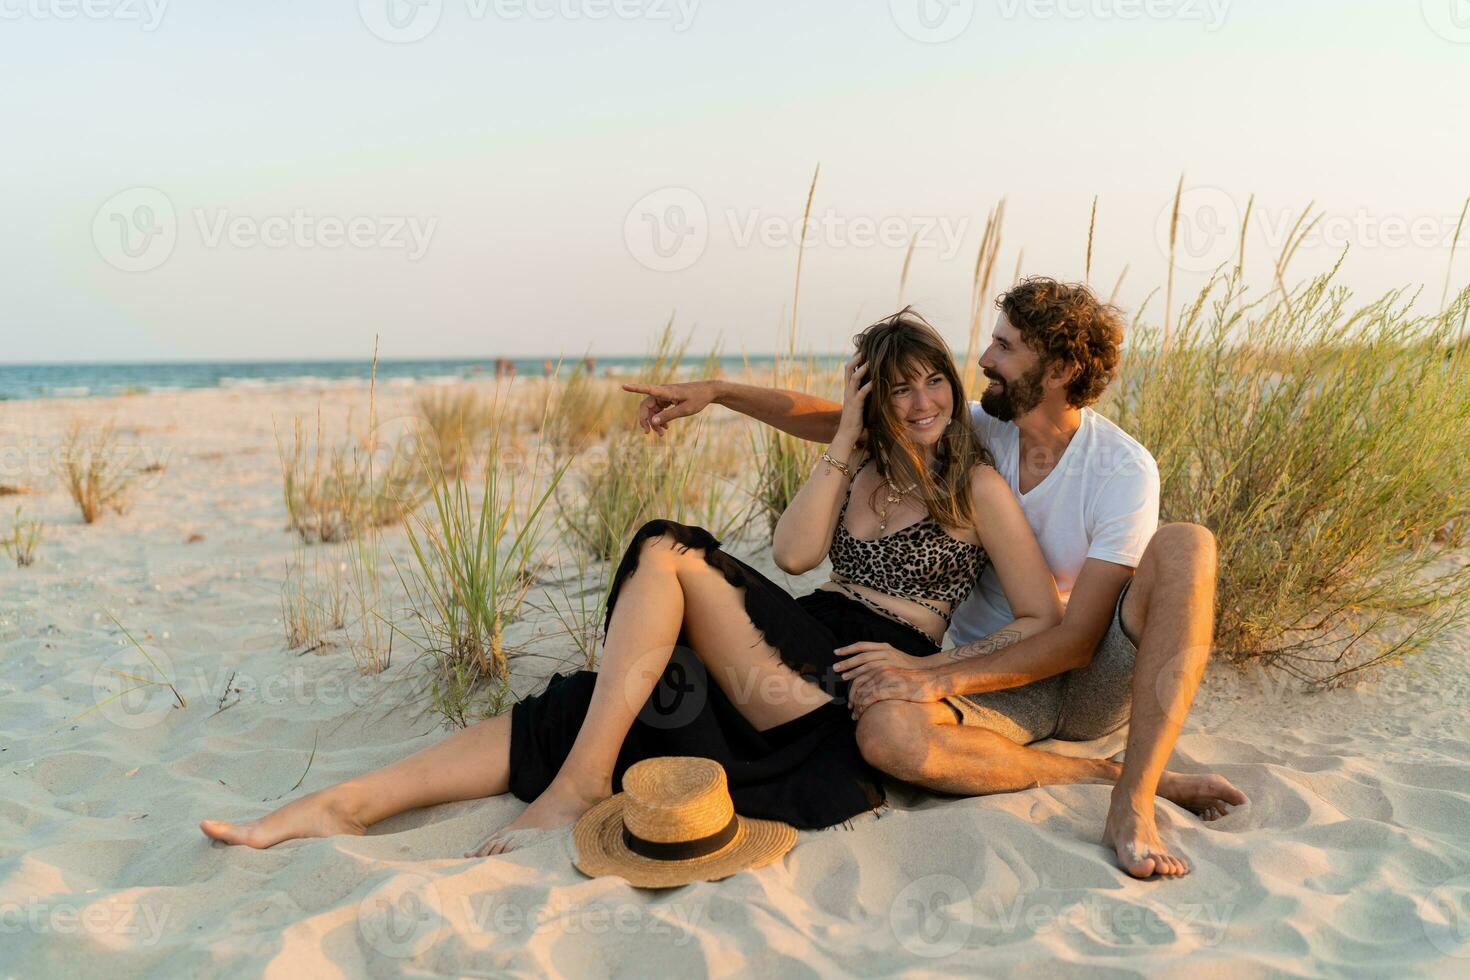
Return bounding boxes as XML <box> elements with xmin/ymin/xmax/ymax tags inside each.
<box><xmin>2</xmin><ymin>382</ymin><xmax>1468</xmax><ymax>978</ymax></box>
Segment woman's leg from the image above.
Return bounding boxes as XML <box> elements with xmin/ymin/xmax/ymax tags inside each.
<box><xmin>480</xmin><ymin>531</ymin><xmax>828</xmax><ymax>854</ymax></box>
<box><xmin>200</xmin><ymin>714</ymin><xmax>512</xmax><ymax>849</ymax></box>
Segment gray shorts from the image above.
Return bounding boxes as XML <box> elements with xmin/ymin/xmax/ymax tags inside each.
<box><xmin>945</xmin><ymin>580</ymin><xmax>1137</xmax><ymax>744</ymax></box>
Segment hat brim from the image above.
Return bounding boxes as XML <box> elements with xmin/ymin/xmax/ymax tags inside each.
<box><xmin>572</xmin><ymin>794</ymin><xmax>797</xmax><ymax>889</ymax></box>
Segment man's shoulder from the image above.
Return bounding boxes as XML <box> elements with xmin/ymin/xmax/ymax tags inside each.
<box><xmin>1080</xmin><ymin>408</ymin><xmax>1158</xmax><ymax>483</ymax></box>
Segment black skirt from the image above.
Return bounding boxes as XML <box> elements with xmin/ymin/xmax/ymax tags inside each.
<box><xmin>508</xmin><ymin>520</ymin><xmax>942</xmax><ymax>830</ymax></box>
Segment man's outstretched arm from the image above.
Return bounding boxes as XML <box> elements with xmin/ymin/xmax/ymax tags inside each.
<box><xmin>622</xmin><ymin>379</ymin><xmax>841</xmax><ymax>443</ymax></box>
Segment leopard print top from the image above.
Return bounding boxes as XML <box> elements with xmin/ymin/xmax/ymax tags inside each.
<box><xmin>828</xmin><ymin>459</ymin><xmax>989</xmax><ymax>623</ymax></box>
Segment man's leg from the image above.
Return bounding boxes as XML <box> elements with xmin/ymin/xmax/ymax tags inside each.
<box><xmin>857</xmin><ymin>701</ymin><xmax>1121</xmax><ymax>793</ymax></box>
<box><xmin>1103</xmin><ymin>522</ymin><xmax>1247</xmax><ymax>877</ymax></box>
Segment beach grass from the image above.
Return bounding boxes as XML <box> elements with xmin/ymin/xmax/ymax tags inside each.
<box><xmin>275</xmin><ymin>409</ymin><xmax>428</xmax><ymax>544</ymax></box>
<box><xmin>57</xmin><ymin>421</ymin><xmax>133</xmax><ymax>524</ymax></box>
<box><xmin>280</xmin><ymin>544</ymin><xmax>348</xmax><ymax>653</ymax></box>
<box><xmin>3</xmin><ymin>506</ymin><xmax>43</xmax><ymax>567</ymax></box>
<box><xmin>395</xmin><ymin>405</ymin><xmax>570</xmax><ymax>727</ymax></box>
<box><xmin>416</xmin><ymin>387</ymin><xmax>492</xmax><ymax>477</ymax></box>
<box><xmin>1106</xmin><ymin>270</ymin><xmax>1470</xmax><ymax>681</ymax></box>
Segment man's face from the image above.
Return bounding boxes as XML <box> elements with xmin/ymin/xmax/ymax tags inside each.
<box><xmin>977</xmin><ymin>312</ymin><xmax>1047</xmax><ymax>422</ymax></box>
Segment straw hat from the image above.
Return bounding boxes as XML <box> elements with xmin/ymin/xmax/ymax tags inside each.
<box><xmin>572</xmin><ymin>757</ymin><xmax>797</xmax><ymax>889</ymax></box>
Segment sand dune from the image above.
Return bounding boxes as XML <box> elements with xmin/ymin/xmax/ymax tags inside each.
<box><xmin>2</xmin><ymin>386</ymin><xmax>1467</xmax><ymax>977</ymax></box>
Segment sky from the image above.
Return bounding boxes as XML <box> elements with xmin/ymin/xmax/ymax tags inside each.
<box><xmin>2</xmin><ymin>0</ymin><xmax>1467</xmax><ymax>363</ymax></box>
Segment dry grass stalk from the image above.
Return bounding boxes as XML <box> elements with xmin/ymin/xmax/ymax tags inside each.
<box><xmin>1443</xmin><ymin>195</ymin><xmax>1469</xmax><ymax>313</ymax></box>
<box><xmin>1085</xmin><ymin>195</ymin><xmax>1097</xmax><ymax>284</ymax></box>
<box><xmin>962</xmin><ymin>201</ymin><xmax>1006</xmax><ymax>396</ymax></box>
<box><xmin>4</xmin><ymin>507</ymin><xmax>43</xmax><ymax>567</ymax></box>
<box><xmin>57</xmin><ymin>421</ymin><xmax>134</xmax><ymax>524</ymax></box>
<box><xmin>417</xmin><ymin>387</ymin><xmax>492</xmax><ymax>477</ymax></box>
<box><xmin>276</xmin><ymin>407</ymin><xmax>427</xmax><ymax>545</ymax></box>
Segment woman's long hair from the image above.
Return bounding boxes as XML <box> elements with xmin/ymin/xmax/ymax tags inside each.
<box><xmin>855</xmin><ymin>308</ymin><xmax>992</xmax><ymax>533</ymax></box>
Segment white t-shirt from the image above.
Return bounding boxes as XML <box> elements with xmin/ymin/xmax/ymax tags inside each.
<box><xmin>948</xmin><ymin>403</ymin><xmax>1160</xmax><ymax>645</ymax></box>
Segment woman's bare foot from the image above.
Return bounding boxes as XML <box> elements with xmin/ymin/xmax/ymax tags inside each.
<box><xmin>1158</xmin><ymin>770</ymin><xmax>1248</xmax><ymax>822</ymax></box>
<box><xmin>466</xmin><ymin>777</ymin><xmax>609</xmax><ymax>858</ymax></box>
<box><xmin>201</xmin><ymin>785</ymin><xmax>368</xmax><ymax>849</ymax></box>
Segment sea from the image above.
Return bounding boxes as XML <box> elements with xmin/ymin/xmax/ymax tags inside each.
<box><xmin>0</xmin><ymin>356</ymin><xmax>844</xmax><ymax>402</ymax></box>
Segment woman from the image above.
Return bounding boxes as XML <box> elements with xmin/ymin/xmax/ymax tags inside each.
<box><xmin>201</xmin><ymin>309</ymin><xmax>1062</xmax><ymax>855</ymax></box>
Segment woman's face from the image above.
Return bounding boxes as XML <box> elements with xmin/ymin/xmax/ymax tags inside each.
<box><xmin>885</xmin><ymin>359</ymin><xmax>954</xmax><ymax>448</ymax></box>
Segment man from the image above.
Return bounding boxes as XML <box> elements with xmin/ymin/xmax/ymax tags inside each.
<box><xmin>623</xmin><ymin>277</ymin><xmax>1247</xmax><ymax>879</ymax></box>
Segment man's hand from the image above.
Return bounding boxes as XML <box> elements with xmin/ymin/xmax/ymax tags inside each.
<box><xmin>621</xmin><ymin>380</ymin><xmax>722</xmax><ymax>437</ymax></box>
<box><xmin>847</xmin><ymin>663</ymin><xmax>943</xmax><ymax>719</ymax></box>
<box><xmin>833</xmin><ymin>641</ymin><xmax>931</xmax><ymax>683</ymax></box>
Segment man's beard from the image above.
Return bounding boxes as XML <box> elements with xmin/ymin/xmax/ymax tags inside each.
<box><xmin>979</xmin><ymin>363</ymin><xmax>1046</xmax><ymax>422</ymax></box>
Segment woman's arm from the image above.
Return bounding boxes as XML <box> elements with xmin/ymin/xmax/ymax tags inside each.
<box><xmin>967</xmin><ymin>465</ymin><xmax>1064</xmax><ymax>638</ymax></box>
<box><xmin>771</xmin><ymin>356</ymin><xmax>869</xmax><ymax>574</ymax></box>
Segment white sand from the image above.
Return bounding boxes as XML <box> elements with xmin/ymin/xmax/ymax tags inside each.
<box><xmin>2</xmin><ymin>385</ymin><xmax>1468</xmax><ymax>977</ymax></box>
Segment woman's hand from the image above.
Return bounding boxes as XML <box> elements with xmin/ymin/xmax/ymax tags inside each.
<box><xmin>833</xmin><ymin>641</ymin><xmax>931</xmax><ymax>680</ymax></box>
<box><xmin>832</xmin><ymin>353</ymin><xmax>871</xmax><ymax>449</ymax></box>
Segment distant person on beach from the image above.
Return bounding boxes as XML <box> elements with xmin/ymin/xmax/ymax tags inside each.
<box><xmin>624</xmin><ymin>277</ymin><xmax>1247</xmax><ymax>879</ymax></box>
<box><xmin>202</xmin><ymin>312</ymin><xmax>1091</xmax><ymax>854</ymax></box>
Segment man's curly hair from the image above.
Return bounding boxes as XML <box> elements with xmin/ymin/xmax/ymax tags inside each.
<box><xmin>996</xmin><ymin>276</ymin><xmax>1124</xmax><ymax>408</ymax></box>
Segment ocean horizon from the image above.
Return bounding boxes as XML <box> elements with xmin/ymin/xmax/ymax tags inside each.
<box><xmin>0</xmin><ymin>354</ymin><xmax>846</xmax><ymax>402</ymax></box>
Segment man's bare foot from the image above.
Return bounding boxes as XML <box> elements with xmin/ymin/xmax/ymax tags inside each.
<box><xmin>201</xmin><ymin>786</ymin><xmax>368</xmax><ymax>849</ymax></box>
<box><xmin>1158</xmin><ymin>770</ymin><xmax>1247</xmax><ymax>822</ymax></box>
<box><xmin>466</xmin><ymin>778</ymin><xmax>608</xmax><ymax>858</ymax></box>
<box><xmin>1103</xmin><ymin>796</ymin><xmax>1189</xmax><ymax>879</ymax></box>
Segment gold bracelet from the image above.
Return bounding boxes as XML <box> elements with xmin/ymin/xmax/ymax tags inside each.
<box><xmin>819</xmin><ymin>452</ymin><xmax>852</xmax><ymax>477</ymax></box>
